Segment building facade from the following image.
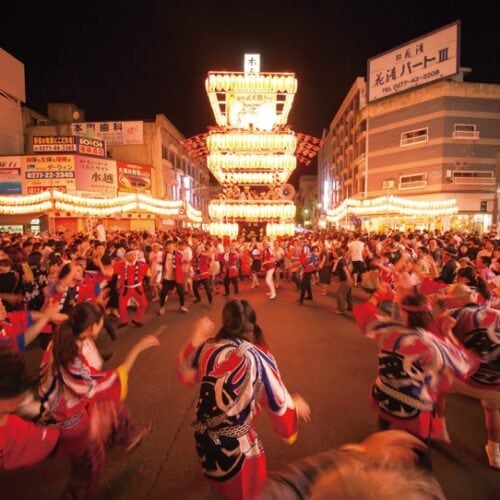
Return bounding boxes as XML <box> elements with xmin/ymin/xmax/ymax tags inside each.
<box><xmin>0</xmin><ymin>48</ymin><xmax>25</xmax><ymax>156</ymax></box>
<box><xmin>318</xmin><ymin>73</ymin><xmax>500</xmax><ymax>233</ymax></box>
<box><xmin>16</xmin><ymin>104</ymin><xmax>209</xmax><ymax>233</ymax></box>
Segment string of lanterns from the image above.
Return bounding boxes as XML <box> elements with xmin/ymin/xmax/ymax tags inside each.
<box><xmin>207</xmin><ymin>222</ymin><xmax>239</xmax><ymax>238</ymax></box>
<box><xmin>207</xmin><ymin>153</ymin><xmax>296</xmax><ymax>171</ymax></box>
<box><xmin>266</xmin><ymin>223</ymin><xmax>295</xmax><ymax>237</ymax></box>
<box><xmin>206</xmin><ymin>72</ymin><xmax>297</xmax><ymax>128</ymax></box>
<box><xmin>211</xmin><ymin>170</ymin><xmax>289</xmax><ymax>185</ymax></box>
<box><xmin>206</xmin><ymin>131</ymin><xmax>297</xmax><ymax>153</ymax></box>
<box><xmin>0</xmin><ymin>190</ymin><xmax>202</xmax><ymax>222</ymax></box>
<box><xmin>205</xmin><ymin>72</ymin><xmax>297</xmax><ymax>94</ymax></box>
<box><xmin>326</xmin><ymin>195</ymin><xmax>459</xmax><ymax>223</ymax></box>
<box><xmin>209</xmin><ymin>200</ymin><xmax>296</xmax><ymax>220</ymax></box>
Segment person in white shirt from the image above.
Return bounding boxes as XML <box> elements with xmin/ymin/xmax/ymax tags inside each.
<box><xmin>347</xmin><ymin>233</ymin><xmax>366</xmax><ymax>287</ymax></box>
<box><xmin>179</xmin><ymin>240</ymin><xmax>194</xmax><ymax>296</ymax></box>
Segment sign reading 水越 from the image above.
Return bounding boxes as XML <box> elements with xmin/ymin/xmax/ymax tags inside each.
<box><xmin>244</xmin><ymin>54</ymin><xmax>260</xmax><ymax>74</ymax></box>
<box><xmin>367</xmin><ymin>21</ymin><xmax>460</xmax><ymax>102</ymax></box>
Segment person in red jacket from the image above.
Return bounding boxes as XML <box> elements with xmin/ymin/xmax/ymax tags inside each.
<box><xmin>298</xmin><ymin>238</ymin><xmax>316</xmax><ymax>304</ymax></box>
<box><xmin>158</xmin><ymin>240</ymin><xmax>188</xmax><ymax>315</ymax></box>
<box><xmin>0</xmin><ymin>348</ymin><xmax>60</xmax><ymax>471</ymax></box>
<box><xmin>223</xmin><ymin>241</ymin><xmax>240</xmax><ymax>297</ymax></box>
<box><xmin>41</xmin><ymin>259</ymin><xmax>114</xmax><ymax>347</ymax></box>
<box><xmin>0</xmin><ymin>298</ymin><xmax>61</xmax><ymax>354</ymax></box>
<box><xmin>192</xmin><ymin>244</ymin><xmax>213</xmax><ymax>305</ymax></box>
<box><xmin>114</xmin><ymin>249</ymin><xmax>150</xmax><ymax>327</ymax></box>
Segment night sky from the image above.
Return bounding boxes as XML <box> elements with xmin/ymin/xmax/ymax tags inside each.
<box><xmin>2</xmin><ymin>1</ymin><xmax>499</xmax><ymax>182</ymax></box>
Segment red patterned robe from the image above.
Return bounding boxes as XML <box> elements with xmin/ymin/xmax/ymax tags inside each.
<box><xmin>353</xmin><ymin>302</ymin><xmax>477</xmax><ymax>440</ymax></box>
<box><xmin>447</xmin><ymin>303</ymin><xmax>500</xmax><ymax>391</ymax></box>
<box><xmin>176</xmin><ymin>338</ymin><xmax>299</xmax><ymax>499</ymax></box>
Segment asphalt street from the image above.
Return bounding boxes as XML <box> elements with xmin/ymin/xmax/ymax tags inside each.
<box><xmin>1</xmin><ymin>279</ymin><xmax>498</xmax><ymax>499</ymax></box>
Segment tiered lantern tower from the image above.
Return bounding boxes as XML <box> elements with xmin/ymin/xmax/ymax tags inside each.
<box><xmin>182</xmin><ymin>56</ymin><xmax>322</xmax><ymax>238</ymax></box>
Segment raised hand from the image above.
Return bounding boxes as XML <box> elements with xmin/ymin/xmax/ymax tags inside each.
<box><xmin>191</xmin><ymin>316</ymin><xmax>216</xmax><ymax>347</ymax></box>
<box><xmin>292</xmin><ymin>393</ymin><xmax>311</xmax><ymax>423</ymax></box>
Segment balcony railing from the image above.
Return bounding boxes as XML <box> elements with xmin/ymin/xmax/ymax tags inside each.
<box><xmin>452</xmin><ymin>130</ymin><xmax>480</xmax><ymax>140</ymax></box>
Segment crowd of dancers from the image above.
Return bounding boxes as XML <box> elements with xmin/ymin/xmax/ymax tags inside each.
<box><xmin>0</xmin><ymin>224</ymin><xmax>499</xmax><ymax>499</ymax></box>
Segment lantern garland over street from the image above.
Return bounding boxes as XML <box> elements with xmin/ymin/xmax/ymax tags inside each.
<box><xmin>182</xmin><ymin>56</ymin><xmax>322</xmax><ymax>237</ymax></box>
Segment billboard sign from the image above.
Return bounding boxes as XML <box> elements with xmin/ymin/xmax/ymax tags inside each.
<box><xmin>75</xmin><ymin>156</ymin><xmax>117</xmax><ymax>197</ymax></box>
<box><xmin>24</xmin><ymin>155</ymin><xmax>76</xmax><ymax>194</ymax></box>
<box><xmin>33</xmin><ymin>136</ymin><xmax>106</xmax><ymax>157</ymax></box>
<box><xmin>0</xmin><ymin>156</ymin><xmax>23</xmax><ymax>195</ymax></box>
<box><xmin>71</xmin><ymin>121</ymin><xmax>144</xmax><ymax>145</ymax></box>
<box><xmin>367</xmin><ymin>21</ymin><xmax>460</xmax><ymax>102</ymax></box>
<box><xmin>116</xmin><ymin>160</ymin><xmax>152</xmax><ymax>194</ymax></box>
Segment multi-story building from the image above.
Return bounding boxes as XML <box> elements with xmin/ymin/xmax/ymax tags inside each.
<box><xmin>318</xmin><ymin>71</ymin><xmax>500</xmax><ymax>233</ymax></box>
<box><xmin>0</xmin><ymin>48</ymin><xmax>25</xmax><ymax>155</ymax></box>
<box><xmin>18</xmin><ymin>103</ymin><xmax>209</xmax><ymax>232</ymax></box>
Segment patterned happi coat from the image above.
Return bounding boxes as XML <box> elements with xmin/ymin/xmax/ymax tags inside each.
<box><xmin>354</xmin><ymin>302</ymin><xmax>476</xmax><ymax>439</ymax></box>
<box><xmin>448</xmin><ymin>303</ymin><xmax>500</xmax><ymax>390</ymax></box>
<box><xmin>38</xmin><ymin>338</ymin><xmax>126</xmax><ymax>455</ymax></box>
<box><xmin>176</xmin><ymin>338</ymin><xmax>298</xmax><ymax>500</ymax></box>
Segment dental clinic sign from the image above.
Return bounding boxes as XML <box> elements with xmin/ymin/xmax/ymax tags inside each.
<box><xmin>367</xmin><ymin>21</ymin><xmax>460</xmax><ymax>102</ymax></box>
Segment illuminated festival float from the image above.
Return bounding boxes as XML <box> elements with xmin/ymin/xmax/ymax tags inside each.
<box><xmin>182</xmin><ymin>55</ymin><xmax>322</xmax><ymax>238</ymax></box>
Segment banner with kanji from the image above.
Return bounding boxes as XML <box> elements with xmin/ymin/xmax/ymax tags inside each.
<box><xmin>75</xmin><ymin>156</ymin><xmax>117</xmax><ymax>197</ymax></box>
<box><xmin>24</xmin><ymin>155</ymin><xmax>76</xmax><ymax>194</ymax></box>
<box><xmin>0</xmin><ymin>156</ymin><xmax>23</xmax><ymax>195</ymax></box>
<box><xmin>116</xmin><ymin>160</ymin><xmax>152</xmax><ymax>194</ymax></box>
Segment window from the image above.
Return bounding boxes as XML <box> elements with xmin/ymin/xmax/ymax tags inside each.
<box><xmin>399</xmin><ymin>173</ymin><xmax>427</xmax><ymax>189</ymax></box>
<box><xmin>452</xmin><ymin>170</ymin><xmax>494</xmax><ymax>185</ymax></box>
<box><xmin>400</xmin><ymin>127</ymin><xmax>428</xmax><ymax>146</ymax></box>
<box><xmin>453</xmin><ymin>123</ymin><xmax>480</xmax><ymax>140</ymax></box>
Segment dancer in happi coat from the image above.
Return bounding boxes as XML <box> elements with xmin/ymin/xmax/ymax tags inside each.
<box><xmin>441</xmin><ymin>283</ymin><xmax>500</xmax><ymax>469</ymax></box>
<box><xmin>158</xmin><ymin>240</ymin><xmax>188</xmax><ymax>314</ymax></box>
<box><xmin>114</xmin><ymin>249</ymin><xmax>150</xmax><ymax>327</ymax></box>
<box><xmin>38</xmin><ymin>301</ymin><xmax>159</xmax><ymax>498</ymax></box>
<box><xmin>353</xmin><ymin>291</ymin><xmax>477</xmax><ymax>469</ymax></box>
<box><xmin>192</xmin><ymin>244</ymin><xmax>213</xmax><ymax>305</ymax></box>
<box><xmin>223</xmin><ymin>241</ymin><xmax>240</xmax><ymax>297</ymax></box>
<box><xmin>176</xmin><ymin>299</ymin><xmax>310</xmax><ymax>499</ymax></box>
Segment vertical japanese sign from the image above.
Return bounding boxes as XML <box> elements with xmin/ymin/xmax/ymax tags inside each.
<box><xmin>244</xmin><ymin>53</ymin><xmax>260</xmax><ymax>74</ymax></box>
<box><xmin>71</xmin><ymin>121</ymin><xmax>143</xmax><ymax>145</ymax></box>
<box><xmin>367</xmin><ymin>21</ymin><xmax>460</xmax><ymax>102</ymax></box>
<box><xmin>116</xmin><ymin>160</ymin><xmax>152</xmax><ymax>194</ymax></box>
<box><xmin>24</xmin><ymin>155</ymin><xmax>76</xmax><ymax>194</ymax></box>
<box><xmin>0</xmin><ymin>156</ymin><xmax>23</xmax><ymax>195</ymax></box>
<box><xmin>75</xmin><ymin>156</ymin><xmax>117</xmax><ymax>197</ymax></box>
